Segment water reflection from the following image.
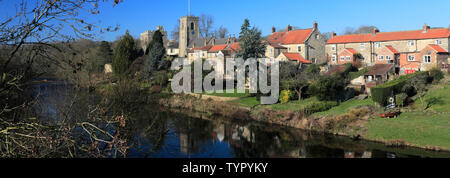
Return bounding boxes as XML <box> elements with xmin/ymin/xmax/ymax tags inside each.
<box><xmin>30</xmin><ymin>80</ymin><xmax>450</xmax><ymax>158</ymax></box>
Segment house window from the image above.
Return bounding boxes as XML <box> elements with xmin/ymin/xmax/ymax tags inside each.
<box><xmin>378</xmin><ymin>55</ymin><xmax>384</xmax><ymax>60</ymax></box>
<box><xmin>408</xmin><ymin>40</ymin><xmax>414</xmax><ymax>46</ymax></box>
<box><xmin>332</xmin><ymin>55</ymin><xmax>336</xmax><ymax>62</ymax></box>
<box><xmin>331</xmin><ymin>45</ymin><xmax>336</xmax><ymax>51</ymax></box>
<box><xmin>360</xmin><ymin>43</ymin><xmax>365</xmax><ymax>50</ymax></box>
<box><xmin>315</xmin><ymin>34</ymin><xmax>319</xmax><ymax>40</ymax></box>
<box><xmin>340</xmin><ymin>56</ymin><xmax>345</xmax><ymax>61</ymax></box>
<box><xmin>423</xmin><ymin>55</ymin><xmax>431</xmax><ymax>63</ymax></box>
<box><xmin>386</xmin><ymin>55</ymin><xmax>391</xmax><ymax>60</ymax></box>
<box><xmin>375</xmin><ymin>42</ymin><xmax>381</xmax><ymax>48</ymax></box>
<box><xmin>270</xmin><ymin>48</ymin><xmax>273</xmax><ymax>54</ymax></box>
<box><xmin>408</xmin><ymin>55</ymin><xmax>415</xmax><ymax>61</ymax></box>
<box><xmin>298</xmin><ymin>46</ymin><xmax>301</xmax><ymax>52</ymax></box>
<box><xmin>346</xmin><ymin>56</ymin><xmax>351</xmax><ymax>61</ymax></box>
<box><xmin>312</xmin><ymin>58</ymin><xmax>316</xmax><ymax>63</ymax></box>
<box><xmin>435</xmin><ymin>40</ymin><xmax>442</xmax><ymax>45</ymax></box>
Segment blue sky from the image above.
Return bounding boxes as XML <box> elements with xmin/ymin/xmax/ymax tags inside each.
<box><xmin>2</xmin><ymin>0</ymin><xmax>450</xmax><ymax>41</ymax></box>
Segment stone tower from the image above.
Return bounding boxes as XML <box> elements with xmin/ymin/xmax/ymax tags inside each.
<box><xmin>140</xmin><ymin>26</ymin><xmax>168</xmax><ymax>52</ymax></box>
<box><xmin>179</xmin><ymin>16</ymin><xmax>200</xmax><ymax>57</ymax></box>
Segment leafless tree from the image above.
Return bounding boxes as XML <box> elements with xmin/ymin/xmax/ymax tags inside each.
<box><xmin>171</xmin><ymin>21</ymin><xmax>180</xmax><ymax>42</ymax></box>
<box><xmin>321</xmin><ymin>32</ymin><xmax>332</xmax><ymax>41</ymax></box>
<box><xmin>199</xmin><ymin>14</ymin><xmax>214</xmax><ymax>38</ymax></box>
<box><xmin>343</xmin><ymin>25</ymin><xmax>378</xmax><ymax>35</ymax></box>
<box><xmin>215</xmin><ymin>26</ymin><xmax>229</xmax><ymax>38</ymax></box>
<box><xmin>0</xmin><ymin>0</ymin><xmax>127</xmax><ymax>158</ymax></box>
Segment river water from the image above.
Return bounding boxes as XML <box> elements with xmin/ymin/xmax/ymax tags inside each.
<box><xmin>29</xmin><ymin>80</ymin><xmax>450</xmax><ymax>158</ymax></box>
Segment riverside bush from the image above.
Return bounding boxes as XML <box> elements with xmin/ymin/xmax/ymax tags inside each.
<box><xmin>301</xmin><ymin>101</ymin><xmax>338</xmax><ymax>116</ymax></box>
<box><xmin>429</xmin><ymin>68</ymin><xmax>444</xmax><ymax>84</ymax></box>
<box><xmin>395</xmin><ymin>93</ymin><xmax>408</xmax><ymax>107</ymax></box>
<box><xmin>280</xmin><ymin>90</ymin><xmax>292</xmax><ymax>104</ymax></box>
<box><xmin>371</xmin><ymin>72</ymin><xmax>428</xmax><ymax>106</ymax></box>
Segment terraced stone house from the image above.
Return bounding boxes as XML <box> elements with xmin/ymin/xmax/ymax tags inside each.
<box><xmin>326</xmin><ymin>24</ymin><xmax>450</xmax><ymax>74</ymax></box>
<box><xmin>267</xmin><ymin>22</ymin><xmax>327</xmax><ymax>64</ymax></box>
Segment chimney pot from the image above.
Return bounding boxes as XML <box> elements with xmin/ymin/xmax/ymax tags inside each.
<box><xmin>271</xmin><ymin>27</ymin><xmax>276</xmax><ymax>33</ymax></box>
<box><xmin>331</xmin><ymin>32</ymin><xmax>336</xmax><ymax>38</ymax></box>
<box><xmin>286</xmin><ymin>25</ymin><xmax>292</xmax><ymax>32</ymax></box>
<box><xmin>313</xmin><ymin>22</ymin><xmax>318</xmax><ymax>30</ymax></box>
<box><xmin>372</xmin><ymin>28</ymin><xmax>379</xmax><ymax>35</ymax></box>
<box><xmin>423</xmin><ymin>23</ymin><xmax>430</xmax><ymax>32</ymax></box>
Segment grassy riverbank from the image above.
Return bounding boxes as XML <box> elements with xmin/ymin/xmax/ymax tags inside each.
<box><xmin>96</xmin><ymin>75</ymin><xmax>450</xmax><ymax>151</ymax></box>
<box><xmin>364</xmin><ymin>79</ymin><xmax>450</xmax><ymax>151</ymax></box>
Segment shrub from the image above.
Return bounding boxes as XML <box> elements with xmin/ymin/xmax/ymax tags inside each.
<box><xmin>300</xmin><ymin>100</ymin><xmax>338</xmax><ymax>116</ymax></box>
<box><xmin>279</xmin><ymin>90</ymin><xmax>292</xmax><ymax>104</ymax></box>
<box><xmin>152</xmin><ymin>70</ymin><xmax>169</xmax><ymax>87</ymax></box>
<box><xmin>112</xmin><ymin>31</ymin><xmax>137</xmax><ymax>78</ymax></box>
<box><xmin>308</xmin><ymin>75</ymin><xmax>348</xmax><ymax>101</ymax></box>
<box><xmin>349</xmin><ymin>107</ymin><xmax>371</xmax><ymax>117</ymax></box>
<box><xmin>395</xmin><ymin>93</ymin><xmax>408</xmax><ymax>107</ymax></box>
<box><xmin>371</xmin><ymin>71</ymin><xmax>427</xmax><ymax>106</ymax></box>
<box><xmin>429</xmin><ymin>68</ymin><xmax>444</xmax><ymax>84</ymax></box>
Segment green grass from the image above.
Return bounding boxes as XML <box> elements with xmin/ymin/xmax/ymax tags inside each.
<box><xmin>313</xmin><ymin>98</ymin><xmax>375</xmax><ymax>116</ymax></box>
<box><xmin>140</xmin><ymin>82</ymin><xmax>151</xmax><ymax>89</ymax></box>
<box><xmin>202</xmin><ymin>89</ymin><xmax>249</xmax><ymax>98</ymax></box>
<box><xmin>96</xmin><ymin>83</ymin><xmax>116</xmax><ymax>93</ymax></box>
<box><xmin>263</xmin><ymin>97</ymin><xmax>319</xmax><ymax>111</ymax></box>
<box><xmin>229</xmin><ymin>97</ymin><xmax>259</xmax><ymax>108</ymax></box>
<box><xmin>366</xmin><ymin>112</ymin><xmax>450</xmax><ymax>150</ymax></box>
<box><xmin>414</xmin><ymin>83</ymin><xmax>450</xmax><ymax>112</ymax></box>
<box><xmin>366</xmin><ymin>79</ymin><xmax>450</xmax><ymax>150</ymax></box>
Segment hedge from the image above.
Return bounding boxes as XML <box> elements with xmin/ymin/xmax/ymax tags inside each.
<box><xmin>371</xmin><ymin>71</ymin><xmax>428</xmax><ymax>106</ymax></box>
<box><xmin>300</xmin><ymin>101</ymin><xmax>338</xmax><ymax>116</ymax></box>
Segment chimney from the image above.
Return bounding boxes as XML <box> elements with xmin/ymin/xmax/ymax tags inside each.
<box><xmin>232</xmin><ymin>37</ymin><xmax>237</xmax><ymax>43</ymax></box>
<box><xmin>372</xmin><ymin>28</ymin><xmax>379</xmax><ymax>35</ymax></box>
<box><xmin>204</xmin><ymin>39</ymin><xmax>207</xmax><ymax>46</ymax></box>
<box><xmin>271</xmin><ymin>26</ymin><xmax>276</xmax><ymax>33</ymax></box>
<box><xmin>313</xmin><ymin>22</ymin><xmax>318</xmax><ymax>30</ymax></box>
<box><xmin>331</xmin><ymin>32</ymin><xmax>336</xmax><ymax>38</ymax></box>
<box><xmin>212</xmin><ymin>38</ymin><xmax>216</xmax><ymax>46</ymax></box>
<box><xmin>286</xmin><ymin>25</ymin><xmax>292</xmax><ymax>32</ymax></box>
<box><xmin>423</xmin><ymin>23</ymin><xmax>430</xmax><ymax>32</ymax></box>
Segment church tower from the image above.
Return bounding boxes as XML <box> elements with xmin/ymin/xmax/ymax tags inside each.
<box><xmin>178</xmin><ymin>16</ymin><xmax>200</xmax><ymax>57</ymax></box>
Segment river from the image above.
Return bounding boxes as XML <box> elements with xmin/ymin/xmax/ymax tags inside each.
<box><xmin>29</xmin><ymin>79</ymin><xmax>450</xmax><ymax>158</ymax></box>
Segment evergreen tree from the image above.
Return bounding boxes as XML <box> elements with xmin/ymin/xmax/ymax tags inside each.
<box><xmin>238</xmin><ymin>19</ymin><xmax>266</xmax><ymax>60</ymax></box>
<box><xmin>112</xmin><ymin>30</ymin><xmax>137</xmax><ymax>78</ymax></box>
<box><xmin>146</xmin><ymin>30</ymin><xmax>166</xmax><ymax>76</ymax></box>
<box><xmin>94</xmin><ymin>41</ymin><xmax>113</xmax><ymax>73</ymax></box>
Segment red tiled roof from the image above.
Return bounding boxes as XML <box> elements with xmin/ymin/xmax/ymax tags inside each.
<box><xmin>365</xmin><ymin>64</ymin><xmax>394</xmax><ymax>75</ymax></box>
<box><xmin>191</xmin><ymin>45</ymin><xmax>212</xmax><ymax>51</ymax></box>
<box><xmin>345</xmin><ymin>48</ymin><xmax>359</xmax><ymax>54</ymax></box>
<box><xmin>209</xmin><ymin>44</ymin><xmax>228</xmax><ymax>52</ymax></box>
<box><xmin>326</xmin><ymin>65</ymin><xmax>347</xmax><ymax>75</ymax></box>
<box><xmin>327</xmin><ymin>28</ymin><xmax>450</xmax><ymax>44</ymax></box>
<box><xmin>385</xmin><ymin>46</ymin><xmax>399</xmax><ymax>54</ymax></box>
<box><xmin>268</xmin><ymin>29</ymin><xmax>314</xmax><ymax>44</ymax></box>
<box><xmin>428</xmin><ymin>44</ymin><xmax>448</xmax><ymax>53</ymax></box>
<box><xmin>282</xmin><ymin>53</ymin><xmax>311</xmax><ymax>63</ymax></box>
<box><xmin>229</xmin><ymin>42</ymin><xmax>241</xmax><ymax>51</ymax></box>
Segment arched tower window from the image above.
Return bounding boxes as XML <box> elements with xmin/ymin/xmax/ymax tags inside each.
<box><xmin>191</xmin><ymin>22</ymin><xmax>194</xmax><ymax>30</ymax></box>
